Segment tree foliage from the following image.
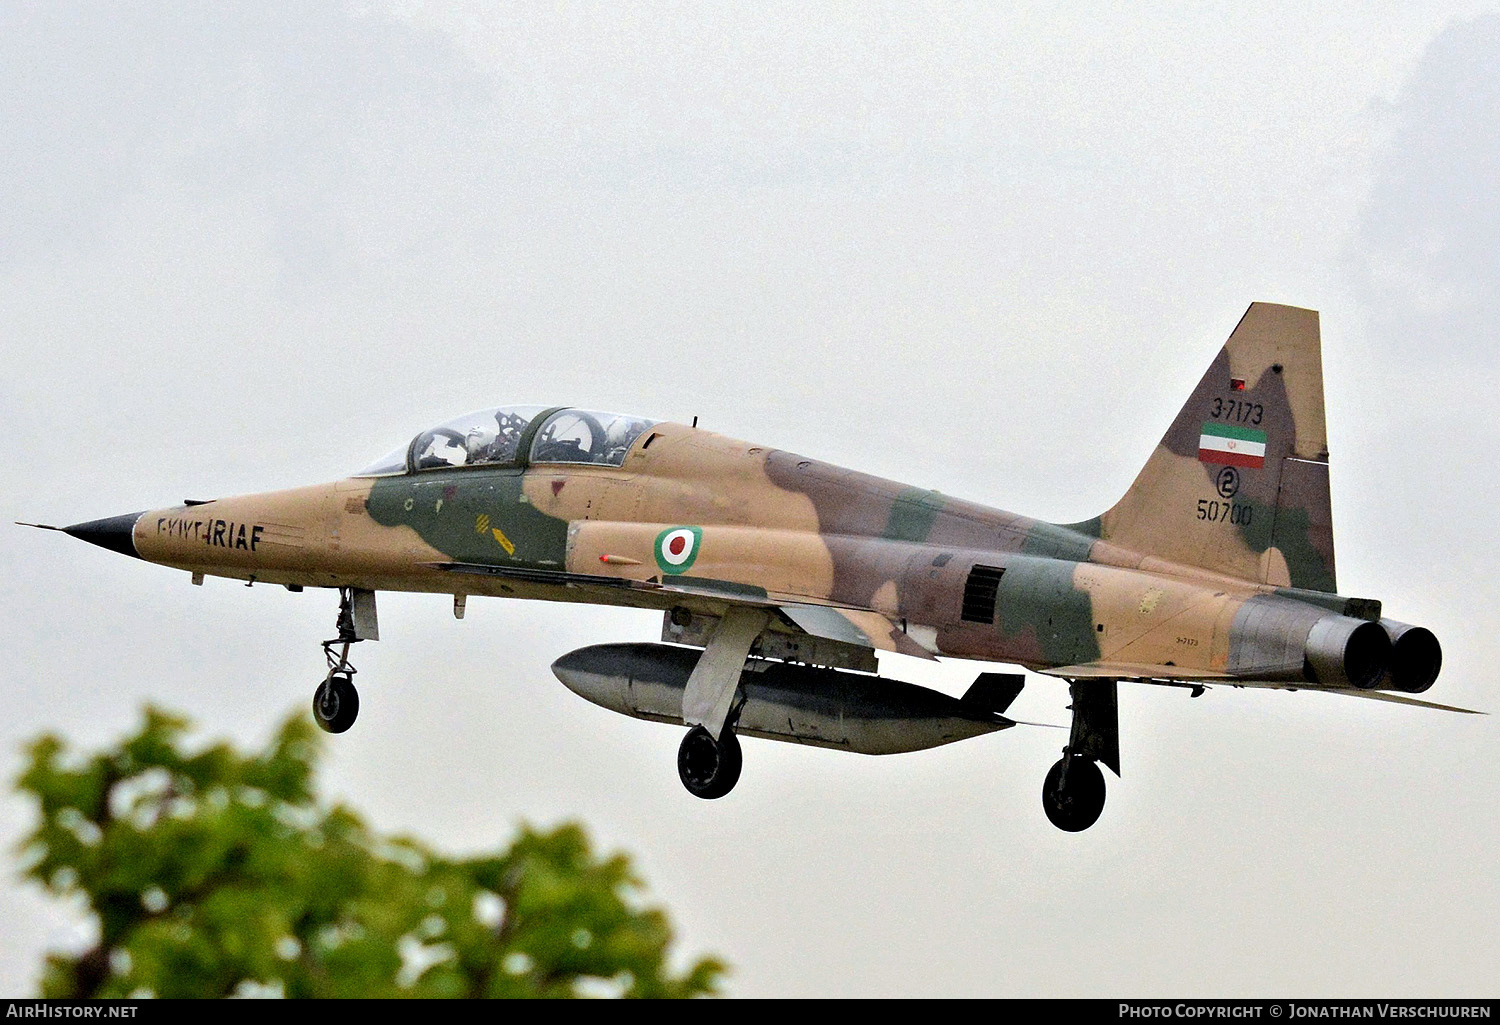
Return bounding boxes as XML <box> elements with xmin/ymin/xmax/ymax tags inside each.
<box><xmin>16</xmin><ymin>707</ymin><xmax>724</xmax><ymax>998</ymax></box>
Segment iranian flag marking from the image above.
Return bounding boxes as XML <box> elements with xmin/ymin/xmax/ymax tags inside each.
<box><xmin>1198</xmin><ymin>422</ymin><xmax>1267</xmax><ymax>468</ymax></box>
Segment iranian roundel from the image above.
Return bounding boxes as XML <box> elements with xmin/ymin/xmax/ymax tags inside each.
<box><xmin>654</xmin><ymin>526</ymin><xmax>702</xmax><ymax>575</ymax></box>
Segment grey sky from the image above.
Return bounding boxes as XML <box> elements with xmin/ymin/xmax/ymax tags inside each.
<box><xmin>1</xmin><ymin>1</ymin><xmax>1496</xmax><ymax>997</ymax></box>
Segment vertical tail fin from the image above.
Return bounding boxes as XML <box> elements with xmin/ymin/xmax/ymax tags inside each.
<box><xmin>1088</xmin><ymin>303</ymin><xmax>1337</xmax><ymax>592</ymax></box>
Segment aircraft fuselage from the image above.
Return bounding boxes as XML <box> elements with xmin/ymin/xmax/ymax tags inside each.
<box><xmin>119</xmin><ymin>420</ymin><xmax>1416</xmax><ymax>693</ymax></box>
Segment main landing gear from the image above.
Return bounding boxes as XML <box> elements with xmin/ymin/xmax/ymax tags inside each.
<box><xmin>677</xmin><ymin>723</ymin><xmax>743</xmax><ymax>800</ymax></box>
<box><xmin>312</xmin><ymin>587</ymin><xmax>378</xmax><ymax>735</ymax></box>
<box><xmin>1041</xmin><ymin>679</ymin><xmax>1119</xmax><ymax>832</ymax></box>
<box><xmin>674</xmin><ymin>607</ymin><xmax>769</xmax><ymax>801</ymax></box>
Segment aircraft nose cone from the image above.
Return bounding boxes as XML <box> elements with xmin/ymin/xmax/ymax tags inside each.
<box><xmin>63</xmin><ymin>512</ymin><xmax>145</xmax><ymax>559</ymax></box>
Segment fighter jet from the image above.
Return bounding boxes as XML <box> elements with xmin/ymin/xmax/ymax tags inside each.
<box><xmin>26</xmin><ymin>303</ymin><xmax>1467</xmax><ymax>831</ymax></box>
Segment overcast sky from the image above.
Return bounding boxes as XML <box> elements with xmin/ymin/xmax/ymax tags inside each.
<box><xmin>1</xmin><ymin>1</ymin><xmax>1496</xmax><ymax>997</ymax></box>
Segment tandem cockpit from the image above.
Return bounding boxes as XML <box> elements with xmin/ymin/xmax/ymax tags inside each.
<box><xmin>356</xmin><ymin>406</ymin><xmax>661</xmax><ymax>476</ymax></box>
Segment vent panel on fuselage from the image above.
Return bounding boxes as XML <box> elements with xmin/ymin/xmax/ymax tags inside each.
<box><xmin>962</xmin><ymin>565</ymin><xmax>1005</xmax><ymax>624</ymax></box>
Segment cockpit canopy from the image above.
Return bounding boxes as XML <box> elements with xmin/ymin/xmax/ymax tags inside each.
<box><xmin>356</xmin><ymin>406</ymin><xmax>660</xmax><ymax>476</ymax></box>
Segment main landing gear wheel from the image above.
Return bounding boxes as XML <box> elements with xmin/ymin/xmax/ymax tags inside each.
<box><xmin>313</xmin><ymin>673</ymin><xmax>360</xmax><ymax>734</ymax></box>
<box><xmin>677</xmin><ymin>725</ymin><xmax>742</xmax><ymax>800</ymax></box>
<box><xmin>1042</xmin><ymin>754</ymin><xmax>1106</xmax><ymax>832</ymax></box>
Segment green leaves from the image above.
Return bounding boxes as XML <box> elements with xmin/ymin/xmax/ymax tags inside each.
<box><xmin>16</xmin><ymin>707</ymin><xmax>724</xmax><ymax>999</ymax></box>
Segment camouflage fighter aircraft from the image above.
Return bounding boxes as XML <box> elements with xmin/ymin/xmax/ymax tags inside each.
<box><xmin>27</xmin><ymin>303</ymin><xmax>1467</xmax><ymax>830</ymax></box>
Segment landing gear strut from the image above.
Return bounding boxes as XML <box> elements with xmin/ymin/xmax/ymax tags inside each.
<box><xmin>312</xmin><ymin>587</ymin><xmax>377</xmax><ymax>734</ymax></box>
<box><xmin>674</xmin><ymin>607</ymin><xmax>768</xmax><ymax>801</ymax></box>
<box><xmin>1041</xmin><ymin>679</ymin><xmax>1119</xmax><ymax>832</ymax></box>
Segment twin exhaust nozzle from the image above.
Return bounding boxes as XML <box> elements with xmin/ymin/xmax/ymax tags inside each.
<box><xmin>1305</xmin><ymin>617</ymin><xmax>1442</xmax><ymax>693</ymax></box>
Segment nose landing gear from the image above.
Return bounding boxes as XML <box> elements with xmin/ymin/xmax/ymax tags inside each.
<box><xmin>313</xmin><ymin>672</ymin><xmax>360</xmax><ymax>734</ymax></box>
<box><xmin>313</xmin><ymin>587</ymin><xmax>377</xmax><ymax>734</ymax></box>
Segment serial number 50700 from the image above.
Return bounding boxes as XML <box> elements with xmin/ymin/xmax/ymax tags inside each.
<box><xmin>1196</xmin><ymin>499</ymin><xmax>1253</xmax><ymax>525</ymax></box>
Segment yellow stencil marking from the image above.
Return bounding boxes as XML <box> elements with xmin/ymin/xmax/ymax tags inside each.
<box><xmin>491</xmin><ymin>527</ymin><xmax>516</xmax><ymax>556</ymax></box>
<box><xmin>475</xmin><ymin>514</ymin><xmax>490</xmax><ymax>535</ymax></box>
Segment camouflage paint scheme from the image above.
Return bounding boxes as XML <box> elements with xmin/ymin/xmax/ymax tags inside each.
<box><xmin>126</xmin><ymin>304</ymin><xmax>1431</xmax><ymax>694</ymax></box>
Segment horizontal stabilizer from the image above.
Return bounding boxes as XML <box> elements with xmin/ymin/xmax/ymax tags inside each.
<box><xmin>1111</xmin><ymin>676</ymin><xmax>1482</xmax><ymax>713</ymax></box>
<box><xmin>1319</xmin><ymin>689</ymin><xmax>1485</xmax><ymax>714</ymax></box>
<box><xmin>960</xmin><ymin>673</ymin><xmax>1025</xmax><ymax>715</ymax></box>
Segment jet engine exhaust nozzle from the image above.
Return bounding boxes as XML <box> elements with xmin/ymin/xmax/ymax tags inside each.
<box><xmin>1303</xmin><ymin>616</ymin><xmax>1391</xmax><ymax>690</ymax></box>
<box><xmin>1379</xmin><ymin>620</ymin><xmax>1442</xmax><ymax>694</ymax></box>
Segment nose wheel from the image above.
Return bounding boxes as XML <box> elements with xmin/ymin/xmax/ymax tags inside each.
<box><xmin>312</xmin><ymin>587</ymin><xmax>376</xmax><ymax>734</ymax></box>
<box><xmin>313</xmin><ymin>672</ymin><xmax>360</xmax><ymax>734</ymax></box>
<box><xmin>677</xmin><ymin>725</ymin><xmax>742</xmax><ymax>799</ymax></box>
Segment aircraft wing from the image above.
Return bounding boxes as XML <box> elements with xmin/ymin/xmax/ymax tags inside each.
<box><xmin>1041</xmin><ymin>662</ymin><xmax>1234</xmax><ymax>681</ymax></box>
<box><xmin>431</xmin><ymin>561</ymin><xmax>936</xmax><ymax>659</ymax></box>
<box><xmin>777</xmin><ymin>603</ymin><xmax>937</xmax><ymax>661</ymax></box>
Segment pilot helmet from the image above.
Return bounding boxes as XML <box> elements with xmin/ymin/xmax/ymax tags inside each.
<box><xmin>465</xmin><ymin>426</ymin><xmax>496</xmax><ymax>461</ymax></box>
